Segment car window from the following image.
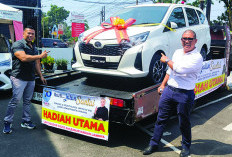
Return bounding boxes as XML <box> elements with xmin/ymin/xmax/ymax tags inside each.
<box><xmin>55</xmin><ymin>40</ymin><xmax>63</xmax><ymax>43</ymax></box>
<box><xmin>196</xmin><ymin>10</ymin><xmax>205</xmax><ymax>24</ymax></box>
<box><xmin>105</xmin><ymin>6</ymin><xmax>169</xmax><ymax>25</ymax></box>
<box><xmin>185</xmin><ymin>8</ymin><xmax>199</xmax><ymax>26</ymax></box>
<box><xmin>167</xmin><ymin>7</ymin><xmax>186</xmax><ymax>28</ymax></box>
<box><xmin>0</xmin><ymin>37</ymin><xmax>9</xmax><ymax>53</ymax></box>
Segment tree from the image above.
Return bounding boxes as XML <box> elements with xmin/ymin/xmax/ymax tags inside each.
<box><xmin>152</xmin><ymin>0</ymin><xmax>182</xmax><ymax>3</ymax></box>
<box><xmin>218</xmin><ymin>0</ymin><xmax>232</xmax><ymax>30</ymax></box>
<box><xmin>42</xmin><ymin>12</ymin><xmax>52</xmax><ymax>38</ymax></box>
<box><xmin>187</xmin><ymin>0</ymin><xmax>206</xmax><ymax>8</ymax></box>
<box><xmin>47</xmin><ymin>5</ymin><xmax>70</xmax><ymax>26</ymax></box>
<box><xmin>42</xmin><ymin>5</ymin><xmax>70</xmax><ymax>39</ymax></box>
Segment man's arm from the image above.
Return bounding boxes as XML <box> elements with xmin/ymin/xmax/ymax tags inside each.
<box><xmin>158</xmin><ymin>73</ymin><xmax>169</xmax><ymax>94</ymax></box>
<box><xmin>160</xmin><ymin>53</ymin><xmax>174</xmax><ymax>69</ymax></box>
<box><xmin>160</xmin><ymin>53</ymin><xmax>203</xmax><ymax>74</ymax></box>
<box><xmin>14</xmin><ymin>50</ymin><xmax>48</xmax><ymax>62</ymax></box>
<box><xmin>35</xmin><ymin>59</ymin><xmax>47</xmax><ymax>85</ymax></box>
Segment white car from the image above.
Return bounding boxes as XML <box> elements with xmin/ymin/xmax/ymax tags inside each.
<box><xmin>0</xmin><ymin>34</ymin><xmax>12</xmax><ymax>91</ymax></box>
<box><xmin>72</xmin><ymin>3</ymin><xmax>211</xmax><ymax>84</ymax></box>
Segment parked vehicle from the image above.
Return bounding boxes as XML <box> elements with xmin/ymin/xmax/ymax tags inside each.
<box><xmin>42</xmin><ymin>38</ymin><xmax>68</xmax><ymax>48</ymax></box>
<box><xmin>72</xmin><ymin>3</ymin><xmax>211</xmax><ymax>84</ymax></box>
<box><xmin>0</xmin><ymin>34</ymin><xmax>12</xmax><ymax>91</ymax></box>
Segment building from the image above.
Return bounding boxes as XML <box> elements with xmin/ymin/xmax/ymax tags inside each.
<box><xmin>0</xmin><ymin>0</ymin><xmax>42</xmax><ymax>47</ymax></box>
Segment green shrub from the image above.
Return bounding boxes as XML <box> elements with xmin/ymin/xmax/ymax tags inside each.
<box><xmin>41</xmin><ymin>56</ymin><xmax>55</xmax><ymax>65</ymax></box>
<box><xmin>55</xmin><ymin>58</ymin><xmax>69</xmax><ymax>67</ymax></box>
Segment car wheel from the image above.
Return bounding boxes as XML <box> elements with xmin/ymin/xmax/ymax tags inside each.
<box><xmin>200</xmin><ymin>47</ymin><xmax>207</xmax><ymax>61</ymax></box>
<box><xmin>148</xmin><ymin>53</ymin><xmax>167</xmax><ymax>84</ymax></box>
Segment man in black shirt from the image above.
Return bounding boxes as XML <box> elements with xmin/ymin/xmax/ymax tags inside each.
<box><xmin>94</xmin><ymin>98</ymin><xmax>109</xmax><ymax>121</ymax></box>
<box><xmin>3</xmin><ymin>26</ymin><xmax>48</xmax><ymax>134</ymax></box>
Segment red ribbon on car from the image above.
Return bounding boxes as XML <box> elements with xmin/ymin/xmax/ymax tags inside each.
<box><xmin>84</xmin><ymin>17</ymin><xmax>136</xmax><ymax>44</ymax></box>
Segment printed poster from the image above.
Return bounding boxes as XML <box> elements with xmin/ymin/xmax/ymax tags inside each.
<box><xmin>195</xmin><ymin>58</ymin><xmax>226</xmax><ymax>99</ymax></box>
<box><xmin>72</xmin><ymin>23</ymin><xmax>85</xmax><ymax>37</ymax></box>
<box><xmin>42</xmin><ymin>88</ymin><xmax>110</xmax><ymax>140</ymax></box>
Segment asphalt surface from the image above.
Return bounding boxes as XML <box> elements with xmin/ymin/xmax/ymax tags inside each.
<box><xmin>0</xmin><ymin>76</ymin><xmax>232</xmax><ymax>157</ymax></box>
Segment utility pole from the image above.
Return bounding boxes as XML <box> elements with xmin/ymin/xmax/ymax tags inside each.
<box><xmin>100</xmin><ymin>10</ymin><xmax>102</xmax><ymax>24</ymax></box>
<box><xmin>206</xmin><ymin>0</ymin><xmax>211</xmax><ymax>24</ymax></box>
<box><xmin>102</xmin><ymin>6</ymin><xmax>105</xmax><ymax>22</ymax></box>
<box><xmin>100</xmin><ymin>6</ymin><xmax>105</xmax><ymax>24</ymax></box>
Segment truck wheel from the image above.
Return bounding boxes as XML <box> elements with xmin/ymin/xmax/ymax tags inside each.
<box><xmin>148</xmin><ymin>53</ymin><xmax>166</xmax><ymax>84</ymax></box>
<box><xmin>200</xmin><ymin>47</ymin><xmax>207</xmax><ymax>61</ymax></box>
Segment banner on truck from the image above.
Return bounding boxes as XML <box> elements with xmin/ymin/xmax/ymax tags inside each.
<box><xmin>42</xmin><ymin>88</ymin><xmax>110</xmax><ymax>140</ymax></box>
<box><xmin>195</xmin><ymin>58</ymin><xmax>226</xmax><ymax>99</ymax></box>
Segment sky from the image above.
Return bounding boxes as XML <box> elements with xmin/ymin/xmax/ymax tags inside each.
<box><xmin>41</xmin><ymin>0</ymin><xmax>226</xmax><ymax>28</ymax></box>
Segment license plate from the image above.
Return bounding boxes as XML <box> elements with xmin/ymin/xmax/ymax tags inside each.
<box><xmin>90</xmin><ymin>56</ymin><xmax>106</xmax><ymax>64</ymax></box>
<box><xmin>32</xmin><ymin>92</ymin><xmax>43</xmax><ymax>101</ymax></box>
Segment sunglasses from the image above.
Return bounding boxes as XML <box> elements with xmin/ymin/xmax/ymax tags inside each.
<box><xmin>181</xmin><ymin>37</ymin><xmax>195</xmax><ymax>42</ymax></box>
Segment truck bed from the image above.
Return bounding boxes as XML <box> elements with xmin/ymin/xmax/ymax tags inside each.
<box><xmin>55</xmin><ymin>76</ymin><xmax>152</xmax><ymax>100</ymax></box>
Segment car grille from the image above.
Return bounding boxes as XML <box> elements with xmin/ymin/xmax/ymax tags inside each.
<box><xmin>82</xmin><ymin>60</ymin><xmax>119</xmax><ymax>69</ymax></box>
<box><xmin>79</xmin><ymin>43</ymin><xmax>130</xmax><ymax>56</ymax></box>
<box><xmin>79</xmin><ymin>42</ymin><xmax>130</xmax><ymax>69</ymax></box>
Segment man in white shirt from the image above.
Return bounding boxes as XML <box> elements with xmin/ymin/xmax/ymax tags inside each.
<box><xmin>143</xmin><ymin>30</ymin><xmax>203</xmax><ymax>157</ymax></box>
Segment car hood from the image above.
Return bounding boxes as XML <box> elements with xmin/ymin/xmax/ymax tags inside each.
<box><xmin>82</xmin><ymin>26</ymin><xmax>157</xmax><ymax>40</ymax></box>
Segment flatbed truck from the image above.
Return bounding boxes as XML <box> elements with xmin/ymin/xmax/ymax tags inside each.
<box><xmin>33</xmin><ymin>25</ymin><xmax>231</xmax><ymax>127</ymax></box>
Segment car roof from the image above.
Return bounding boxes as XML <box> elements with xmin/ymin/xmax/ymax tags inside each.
<box><xmin>42</xmin><ymin>38</ymin><xmax>61</xmax><ymax>41</ymax></box>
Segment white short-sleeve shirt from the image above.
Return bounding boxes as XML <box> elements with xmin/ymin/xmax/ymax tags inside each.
<box><xmin>166</xmin><ymin>48</ymin><xmax>203</xmax><ymax>90</ymax></box>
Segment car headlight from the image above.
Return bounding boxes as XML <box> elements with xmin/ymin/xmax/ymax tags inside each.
<box><xmin>78</xmin><ymin>33</ymin><xmax>84</xmax><ymax>42</ymax></box>
<box><xmin>129</xmin><ymin>31</ymin><xmax>149</xmax><ymax>46</ymax></box>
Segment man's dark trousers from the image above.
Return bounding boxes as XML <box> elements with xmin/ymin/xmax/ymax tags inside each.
<box><xmin>149</xmin><ymin>85</ymin><xmax>195</xmax><ymax>150</ymax></box>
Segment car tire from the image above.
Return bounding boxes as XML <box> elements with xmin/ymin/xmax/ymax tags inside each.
<box><xmin>147</xmin><ymin>53</ymin><xmax>167</xmax><ymax>84</ymax></box>
<box><xmin>200</xmin><ymin>47</ymin><xmax>207</xmax><ymax>61</ymax></box>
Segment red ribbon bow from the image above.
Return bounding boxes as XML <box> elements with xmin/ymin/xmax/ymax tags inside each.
<box><xmin>84</xmin><ymin>17</ymin><xmax>136</xmax><ymax>44</ymax></box>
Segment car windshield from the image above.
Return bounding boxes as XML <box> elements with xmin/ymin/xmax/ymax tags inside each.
<box><xmin>105</xmin><ymin>6</ymin><xmax>169</xmax><ymax>26</ymax></box>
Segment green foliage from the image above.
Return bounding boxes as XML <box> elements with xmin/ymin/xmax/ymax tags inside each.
<box><xmin>84</xmin><ymin>19</ymin><xmax>90</xmax><ymax>30</ymax></box>
<box><xmin>55</xmin><ymin>58</ymin><xmax>69</xmax><ymax>66</ymax></box>
<box><xmin>41</xmin><ymin>56</ymin><xmax>55</xmax><ymax>65</ymax></box>
<box><xmin>42</xmin><ymin>5</ymin><xmax>90</xmax><ymax>42</ymax></box>
<box><xmin>47</xmin><ymin>5</ymin><xmax>70</xmax><ymax>25</ymax></box>
<box><xmin>152</xmin><ymin>0</ymin><xmax>182</xmax><ymax>3</ymax></box>
<box><xmin>216</xmin><ymin>0</ymin><xmax>232</xmax><ymax>30</ymax></box>
<box><xmin>42</xmin><ymin>5</ymin><xmax>70</xmax><ymax>39</ymax></box>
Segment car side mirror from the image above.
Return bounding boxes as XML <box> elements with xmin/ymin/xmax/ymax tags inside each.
<box><xmin>164</xmin><ymin>21</ymin><xmax>178</xmax><ymax>32</ymax></box>
<box><xmin>170</xmin><ymin>22</ymin><xmax>178</xmax><ymax>29</ymax></box>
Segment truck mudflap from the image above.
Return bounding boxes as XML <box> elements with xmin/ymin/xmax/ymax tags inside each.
<box><xmin>133</xmin><ymin>83</ymin><xmax>161</xmax><ymax>122</ymax></box>
<box><xmin>224</xmin><ymin>25</ymin><xmax>231</xmax><ymax>76</ymax></box>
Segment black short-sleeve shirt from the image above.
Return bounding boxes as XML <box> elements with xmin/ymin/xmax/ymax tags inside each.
<box><xmin>94</xmin><ymin>106</ymin><xmax>109</xmax><ymax>121</ymax></box>
<box><xmin>11</xmin><ymin>39</ymin><xmax>38</xmax><ymax>81</ymax></box>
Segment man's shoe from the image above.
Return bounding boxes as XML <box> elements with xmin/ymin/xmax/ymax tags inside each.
<box><xmin>21</xmin><ymin>121</ymin><xmax>36</xmax><ymax>129</ymax></box>
<box><xmin>143</xmin><ymin>145</ymin><xmax>158</xmax><ymax>155</ymax></box>
<box><xmin>180</xmin><ymin>148</ymin><xmax>190</xmax><ymax>157</ymax></box>
<box><xmin>3</xmin><ymin>121</ymin><xmax>12</xmax><ymax>134</ymax></box>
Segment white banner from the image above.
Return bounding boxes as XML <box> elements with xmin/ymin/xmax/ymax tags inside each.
<box><xmin>0</xmin><ymin>10</ymin><xmax>22</xmax><ymax>22</ymax></box>
<box><xmin>42</xmin><ymin>88</ymin><xmax>110</xmax><ymax>140</ymax></box>
<box><xmin>71</xmin><ymin>12</ymin><xmax>84</xmax><ymax>23</ymax></box>
<box><xmin>195</xmin><ymin>58</ymin><xmax>226</xmax><ymax>99</ymax></box>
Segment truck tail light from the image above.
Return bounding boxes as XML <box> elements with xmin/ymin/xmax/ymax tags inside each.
<box><xmin>110</xmin><ymin>98</ymin><xmax>124</xmax><ymax>107</ymax></box>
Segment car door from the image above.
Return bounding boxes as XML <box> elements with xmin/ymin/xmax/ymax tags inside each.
<box><xmin>184</xmin><ymin>7</ymin><xmax>202</xmax><ymax>52</ymax></box>
<box><xmin>165</xmin><ymin>7</ymin><xmax>187</xmax><ymax>59</ymax></box>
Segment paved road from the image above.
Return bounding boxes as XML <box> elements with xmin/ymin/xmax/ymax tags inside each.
<box><xmin>0</xmin><ymin>84</ymin><xmax>232</xmax><ymax>157</ymax></box>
